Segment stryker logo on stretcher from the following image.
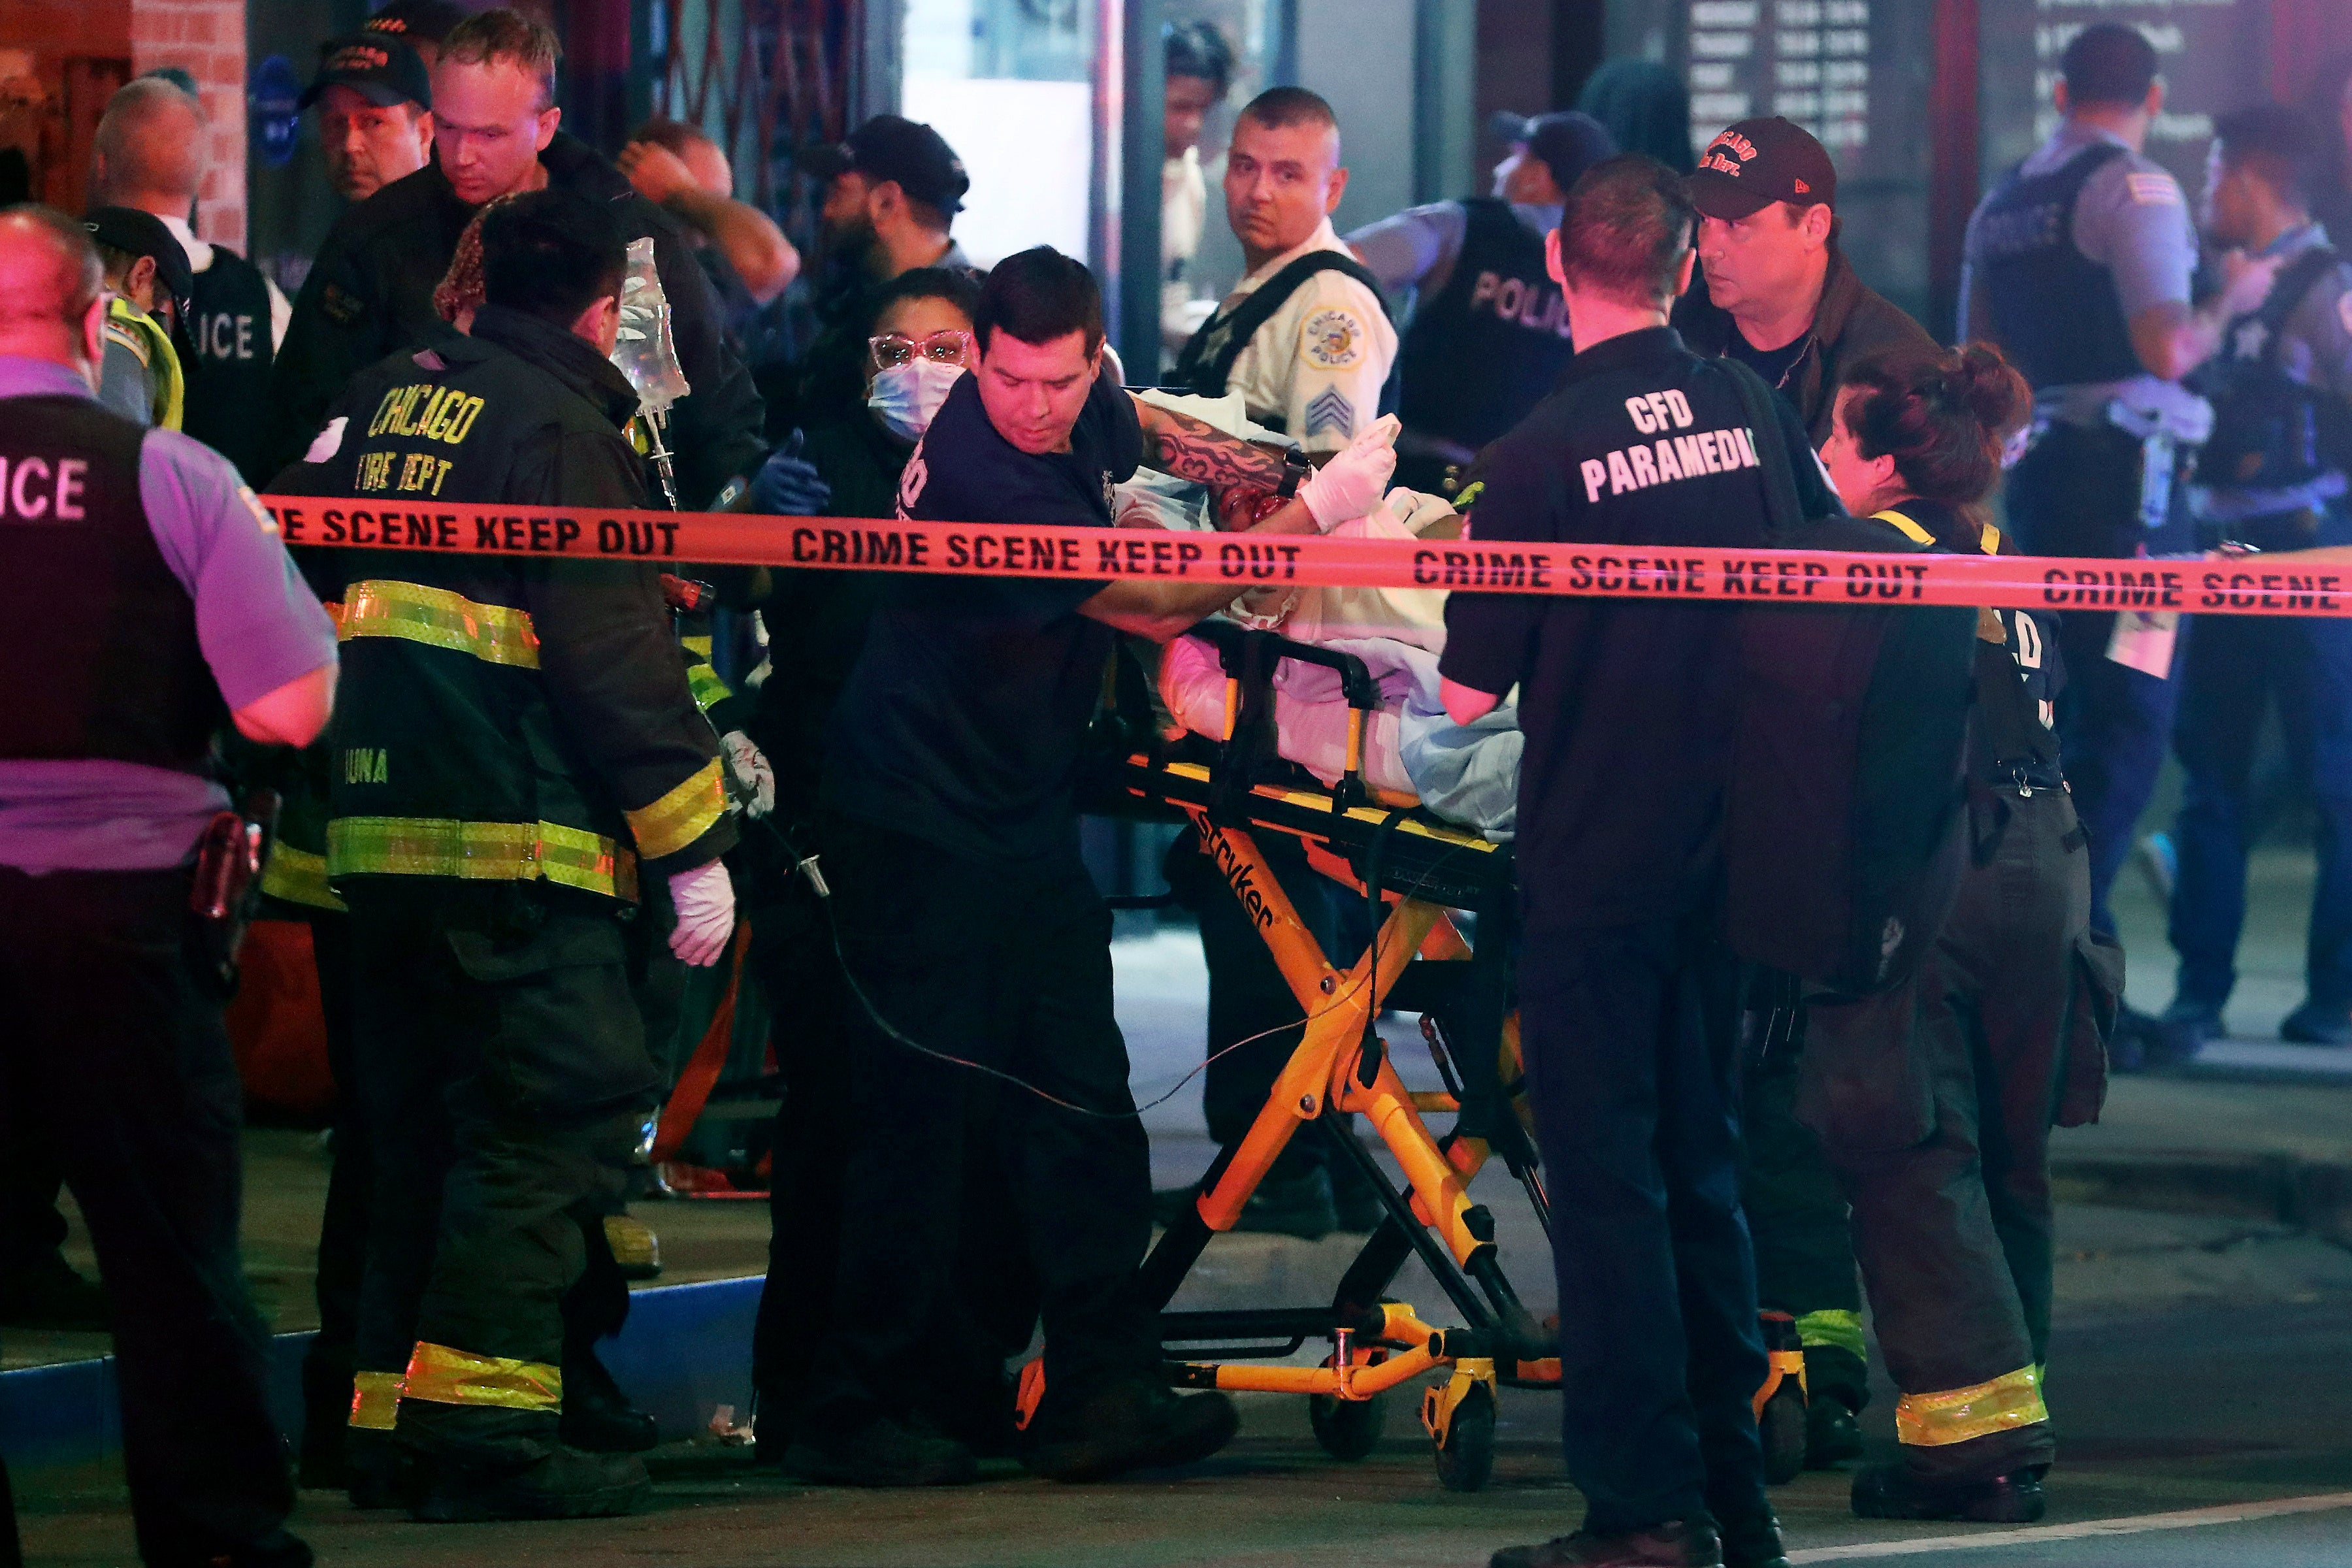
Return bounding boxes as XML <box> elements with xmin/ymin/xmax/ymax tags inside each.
<box><xmin>1201</xmin><ymin>821</ymin><xmax>1277</xmax><ymax>931</ymax></box>
<box><xmin>256</xmin><ymin>496</ymin><xmax>2352</xmax><ymax>620</ymax></box>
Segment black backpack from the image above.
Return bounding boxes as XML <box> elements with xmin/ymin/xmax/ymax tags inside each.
<box><xmin>1719</xmin><ymin>363</ymin><xmax>1978</xmax><ymax>996</ymax></box>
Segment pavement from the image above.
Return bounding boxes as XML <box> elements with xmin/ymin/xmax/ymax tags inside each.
<box><xmin>16</xmin><ymin>841</ymin><xmax>2352</xmax><ymax>1562</ymax></box>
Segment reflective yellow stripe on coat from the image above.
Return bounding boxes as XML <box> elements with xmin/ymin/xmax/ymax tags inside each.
<box><xmin>625</xmin><ymin>757</ymin><xmax>727</xmax><ymax>861</ymax></box>
<box><xmin>348</xmin><ymin>1369</ymin><xmax>405</xmax><ymax>1430</ymax></box>
<box><xmin>327</xmin><ymin>816</ymin><xmax>638</xmax><ymax>902</ymax></box>
<box><xmin>402</xmin><ymin>1342</ymin><xmax>562</xmax><ymax>1413</ymax></box>
<box><xmin>338</xmin><ymin>580</ymin><xmax>540</xmax><ymax>666</ymax></box>
<box><xmin>260</xmin><ymin>843</ymin><xmax>346</xmax><ymax>912</ymax></box>
<box><xmin>1895</xmin><ymin>1364</ymin><xmax>2048</xmax><ymax>1447</ymax></box>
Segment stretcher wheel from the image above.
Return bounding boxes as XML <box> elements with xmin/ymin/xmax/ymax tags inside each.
<box><xmin>1431</xmin><ymin>1381</ymin><xmax>1495</xmax><ymax>1493</ymax></box>
<box><xmin>1309</xmin><ymin>1392</ymin><xmax>1388</xmax><ymax>1462</ymax></box>
<box><xmin>1759</xmin><ymin>1379</ymin><xmax>1807</xmax><ymax>1485</ymax></box>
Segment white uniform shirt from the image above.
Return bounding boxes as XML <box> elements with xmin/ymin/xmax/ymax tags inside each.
<box><xmin>1213</xmin><ymin>216</ymin><xmax>1397</xmax><ymax>454</ymax></box>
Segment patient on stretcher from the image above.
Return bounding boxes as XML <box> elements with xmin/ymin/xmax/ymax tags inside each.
<box><xmin>1115</xmin><ymin>393</ymin><xmax>1521</xmax><ymax>840</ymax></box>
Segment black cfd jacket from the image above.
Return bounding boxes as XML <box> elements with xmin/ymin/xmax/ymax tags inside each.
<box><xmin>1673</xmin><ymin>244</ymin><xmax>1935</xmax><ymax>445</ymax></box>
<box><xmin>267</xmin><ymin>132</ymin><xmax>766</xmax><ymax>508</ymax></box>
<box><xmin>276</xmin><ymin>304</ymin><xmax>736</xmax><ymax>904</ymax></box>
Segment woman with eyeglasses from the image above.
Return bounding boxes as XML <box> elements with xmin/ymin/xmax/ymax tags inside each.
<box><xmin>740</xmin><ymin>265</ymin><xmax>1036</xmax><ymax>1471</ymax></box>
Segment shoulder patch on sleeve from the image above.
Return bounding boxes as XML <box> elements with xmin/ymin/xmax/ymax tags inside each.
<box><xmin>238</xmin><ymin>485</ymin><xmax>282</xmax><ymax>536</ymax></box>
<box><xmin>2124</xmin><ymin>171</ymin><xmax>2183</xmax><ymax>207</ymax></box>
<box><xmin>105</xmin><ymin>323</ymin><xmax>150</xmax><ymax>365</ymax></box>
<box><xmin>1300</xmin><ymin>305</ymin><xmax>1367</xmax><ymax>370</ymax></box>
<box><xmin>1303</xmin><ymin>386</ymin><xmax>1357</xmax><ymax>439</ymax></box>
<box><xmin>320</xmin><ymin>283</ymin><xmax>365</xmax><ymax>325</ymax></box>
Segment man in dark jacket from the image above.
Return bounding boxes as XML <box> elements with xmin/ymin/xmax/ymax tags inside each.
<box><xmin>266</xmin><ymin>7</ymin><xmax>763</xmax><ymax>506</ymax></box>
<box><xmin>1671</xmin><ymin>114</ymin><xmax>1938</xmax><ymax>1470</ymax></box>
<box><xmin>1673</xmin><ymin>116</ymin><xmax>1933</xmax><ymax>442</ymax></box>
<box><xmin>274</xmin><ymin>188</ymin><xmax>738</xmax><ymax>1524</ymax></box>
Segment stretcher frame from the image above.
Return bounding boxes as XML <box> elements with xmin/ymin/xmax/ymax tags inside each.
<box><xmin>1091</xmin><ymin>621</ymin><xmax>1560</xmax><ymax>1489</ymax></box>
<box><xmin>1083</xmin><ymin>621</ymin><xmax>1809</xmax><ymax>1489</ymax></box>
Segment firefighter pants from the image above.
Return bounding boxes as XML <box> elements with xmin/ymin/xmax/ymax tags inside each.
<box><xmin>2004</xmin><ymin>421</ymin><xmax>2183</xmax><ymax>936</ymax></box>
<box><xmin>1517</xmin><ymin>900</ymin><xmax>1770</xmax><ymax>1535</ymax></box>
<box><xmin>800</xmin><ymin>815</ymin><xmax>1158</xmax><ymax>1432</ymax></box>
<box><xmin>1738</xmin><ymin>1050</ymin><xmax>1869</xmax><ymax>1413</ymax></box>
<box><xmin>344</xmin><ymin>885</ymin><xmax>658</xmax><ymax>1465</ymax></box>
<box><xmin>0</xmin><ymin>865</ymin><xmax>299</xmax><ymax>1564</ymax></box>
<box><xmin>1809</xmin><ymin>787</ymin><xmax>2091</xmax><ymax>1481</ymax></box>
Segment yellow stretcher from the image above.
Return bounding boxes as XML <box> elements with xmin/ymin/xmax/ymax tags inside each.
<box><xmin>1077</xmin><ymin>621</ymin><xmax>1808</xmax><ymax>1490</ymax></box>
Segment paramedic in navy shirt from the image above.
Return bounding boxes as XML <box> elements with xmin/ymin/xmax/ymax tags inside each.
<box><xmin>1442</xmin><ymin>155</ymin><xmax>1837</xmax><ymax>1568</ymax></box>
<box><xmin>791</xmin><ymin>246</ymin><xmax>1401</xmax><ymax>1488</ymax></box>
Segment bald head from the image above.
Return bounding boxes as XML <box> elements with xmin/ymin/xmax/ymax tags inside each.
<box><xmin>0</xmin><ymin>206</ymin><xmax>106</xmax><ymax>377</ymax></box>
<box><xmin>92</xmin><ymin>78</ymin><xmax>206</xmax><ymax>216</ymax></box>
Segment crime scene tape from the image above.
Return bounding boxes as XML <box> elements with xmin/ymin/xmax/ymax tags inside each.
<box><xmin>258</xmin><ymin>495</ymin><xmax>2352</xmax><ymax>619</ymax></box>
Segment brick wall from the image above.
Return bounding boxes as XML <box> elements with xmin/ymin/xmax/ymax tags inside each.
<box><xmin>129</xmin><ymin>0</ymin><xmax>245</xmax><ymax>252</ymax></box>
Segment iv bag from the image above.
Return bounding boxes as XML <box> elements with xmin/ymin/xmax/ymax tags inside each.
<box><xmin>612</xmin><ymin>236</ymin><xmax>691</xmax><ymax>417</ymax></box>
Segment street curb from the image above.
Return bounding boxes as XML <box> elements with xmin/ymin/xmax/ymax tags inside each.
<box><xmin>0</xmin><ymin>1275</ymin><xmax>761</xmax><ymax>1469</ymax></box>
<box><xmin>2051</xmin><ymin>1152</ymin><xmax>2352</xmax><ymax>1245</ymax></box>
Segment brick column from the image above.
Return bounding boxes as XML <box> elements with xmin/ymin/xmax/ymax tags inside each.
<box><xmin>129</xmin><ymin>0</ymin><xmax>246</xmax><ymax>252</ymax></box>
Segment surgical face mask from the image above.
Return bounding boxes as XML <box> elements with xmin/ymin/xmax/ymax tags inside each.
<box><xmin>868</xmin><ymin>359</ymin><xmax>964</xmax><ymax>443</ymax></box>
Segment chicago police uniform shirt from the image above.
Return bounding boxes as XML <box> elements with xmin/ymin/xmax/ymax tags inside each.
<box><xmin>822</xmin><ymin>367</ymin><xmax>1144</xmax><ymax>862</ymax></box>
<box><xmin>1440</xmin><ymin>325</ymin><xmax>1838</xmax><ymax>928</ymax></box>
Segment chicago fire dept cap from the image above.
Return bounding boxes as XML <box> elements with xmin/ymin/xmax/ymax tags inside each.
<box><xmin>300</xmin><ymin>34</ymin><xmax>433</xmax><ymax>112</ymax></box>
<box><xmin>1686</xmin><ymin>116</ymin><xmax>1838</xmax><ymax>220</ymax></box>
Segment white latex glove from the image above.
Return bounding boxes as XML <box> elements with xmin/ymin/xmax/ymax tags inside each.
<box><xmin>720</xmin><ymin>730</ymin><xmax>775</xmax><ymax>819</ymax></box>
<box><xmin>668</xmin><ymin>857</ymin><xmax>735</xmax><ymax>967</ymax></box>
<box><xmin>1298</xmin><ymin>413</ymin><xmax>1401</xmax><ymax>532</ymax></box>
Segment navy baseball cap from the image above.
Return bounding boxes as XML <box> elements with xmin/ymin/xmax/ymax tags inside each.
<box><xmin>361</xmin><ymin>0</ymin><xmax>469</xmax><ymax>48</ymax></box>
<box><xmin>804</xmin><ymin>116</ymin><xmax>970</xmax><ymax>216</ymax></box>
<box><xmin>1488</xmin><ymin>110</ymin><xmax>1618</xmax><ymax>193</ymax></box>
<box><xmin>83</xmin><ymin>206</ymin><xmax>193</xmax><ymax>320</ymax></box>
<box><xmin>1686</xmin><ymin>116</ymin><xmax>1838</xmax><ymax>219</ymax></box>
<box><xmin>301</xmin><ymin>34</ymin><xmax>432</xmax><ymax>112</ymax></box>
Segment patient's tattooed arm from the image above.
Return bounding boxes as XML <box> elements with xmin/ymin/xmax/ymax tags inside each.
<box><xmin>1130</xmin><ymin>396</ymin><xmax>1293</xmax><ymax>491</ymax></box>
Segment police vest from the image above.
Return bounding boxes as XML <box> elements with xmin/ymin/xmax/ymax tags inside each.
<box><xmin>1171</xmin><ymin>250</ymin><xmax>1390</xmax><ymax>404</ymax></box>
<box><xmin>182</xmin><ymin>247</ymin><xmax>277</xmax><ymax>482</ymax></box>
<box><xmin>319</xmin><ymin>350</ymin><xmax>680</xmax><ymax>904</ymax></box>
<box><xmin>1972</xmin><ymin>143</ymin><xmax>2143</xmax><ymax>391</ymax></box>
<box><xmin>2194</xmin><ymin>246</ymin><xmax>2352</xmax><ymax>495</ymax></box>
<box><xmin>0</xmin><ymin>395</ymin><xmax>221</xmax><ymax>771</ymax></box>
<box><xmin>1395</xmin><ymin>199</ymin><xmax>1574</xmax><ymax>451</ymax></box>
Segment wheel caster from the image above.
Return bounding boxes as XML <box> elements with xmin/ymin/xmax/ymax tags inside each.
<box><xmin>1424</xmin><ymin>1376</ymin><xmax>1495</xmax><ymax>1493</ymax></box>
<box><xmin>1309</xmin><ymin>1391</ymin><xmax>1388</xmax><ymax>1461</ymax></box>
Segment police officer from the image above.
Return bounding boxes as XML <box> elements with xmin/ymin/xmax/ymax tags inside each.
<box><xmin>2163</xmin><ymin>105</ymin><xmax>2352</xmax><ymax>1051</ymax></box>
<box><xmin>1347</xmin><ymin>110</ymin><xmax>1616</xmax><ymax>493</ymax></box>
<box><xmin>1175</xmin><ymin>87</ymin><xmax>1396</xmax><ymax>448</ymax></box>
<box><xmin>92</xmin><ymin>76</ymin><xmax>293</xmax><ymax>483</ymax></box>
<box><xmin>0</xmin><ymin>204</ymin><xmax>336</xmax><ymax>1567</ymax></box>
<box><xmin>84</xmin><ymin>204</ymin><xmax>189</xmax><ymax>430</ymax></box>
<box><xmin>302</xmin><ymin>30</ymin><xmax>435</xmax><ymax>206</ymax></box>
<box><xmin>1444</xmin><ymin>154</ymin><xmax>1836</xmax><ymax>1568</ymax></box>
<box><xmin>1163</xmin><ymin>85</ymin><xmax>1398</xmax><ymax>1237</ymax></box>
<box><xmin>267</xmin><ymin>7</ymin><xmax>764</xmax><ymax>505</ymax></box>
<box><xmin>794</xmin><ymin>246</ymin><xmax>1398</xmax><ymax>1487</ymax></box>
<box><xmin>276</xmin><ymin>188</ymin><xmax>737</xmax><ymax>1522</ymax></box>
<box><xmin>1959</xmin><ymin>23</ymin><xmax>2279</xmax><ymax>983</ymax></box>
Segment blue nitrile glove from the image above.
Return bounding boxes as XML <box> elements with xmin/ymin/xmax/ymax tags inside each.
<box><xmin>750</xmin><ymin>432</ymin><xmax>832</xmax><ymax>516</ymax></box>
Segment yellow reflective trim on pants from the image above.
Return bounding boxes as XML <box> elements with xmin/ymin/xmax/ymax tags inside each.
<box><xmin>348</xmin><ymin>1370</ymin><xmax>405</xmax><ymax>1431</ymax></box>
<box><xmin>625</xmin><ymin>758</ymin><xmax>727</xmax><ymax>861</ymax></box>
<box><xmin>685</xmin><ymin>662</ymin><xmax>732</xmax><ymax>715</ymax></box>
<box><xmin>327</xmin><ymin>816</ymin><xmax>638</xmax><ymax>902</ymax></box>
<box><xmin>340</xmin><ymin>580</ymin><xmax>540</xmax><ymax>668</ymax></box>
<box><xmin>260</xmin><ymin>843</ymin><xmax>347</xmax><ymax>912</ymax></box>
<box><xmin>402</xmin><ymin>1342</ymin><xmax>562</xmax><ymax>1413</ymax></box>
<box><xmin>1895</xmin><ymin>1364</ymin><xmax>2048</xmax><ymax>1447</ymax></box>
<box><xmin>1795</xmin><ymin>1308</ymin><xmax>1867</xmax><ymax>1362</ymax></box>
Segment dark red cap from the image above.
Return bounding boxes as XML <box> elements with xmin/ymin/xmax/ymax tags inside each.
<box><xmin>1686</xmin><ymin>117</ymin><xmax>1837</xmax><ymax>219</ymax></box>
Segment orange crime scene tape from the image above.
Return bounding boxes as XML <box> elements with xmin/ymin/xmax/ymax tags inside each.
<box><xmin>258</xmin><ymin>495</ymin><xmax>2352</xmax><ymax>619</ymax></box>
